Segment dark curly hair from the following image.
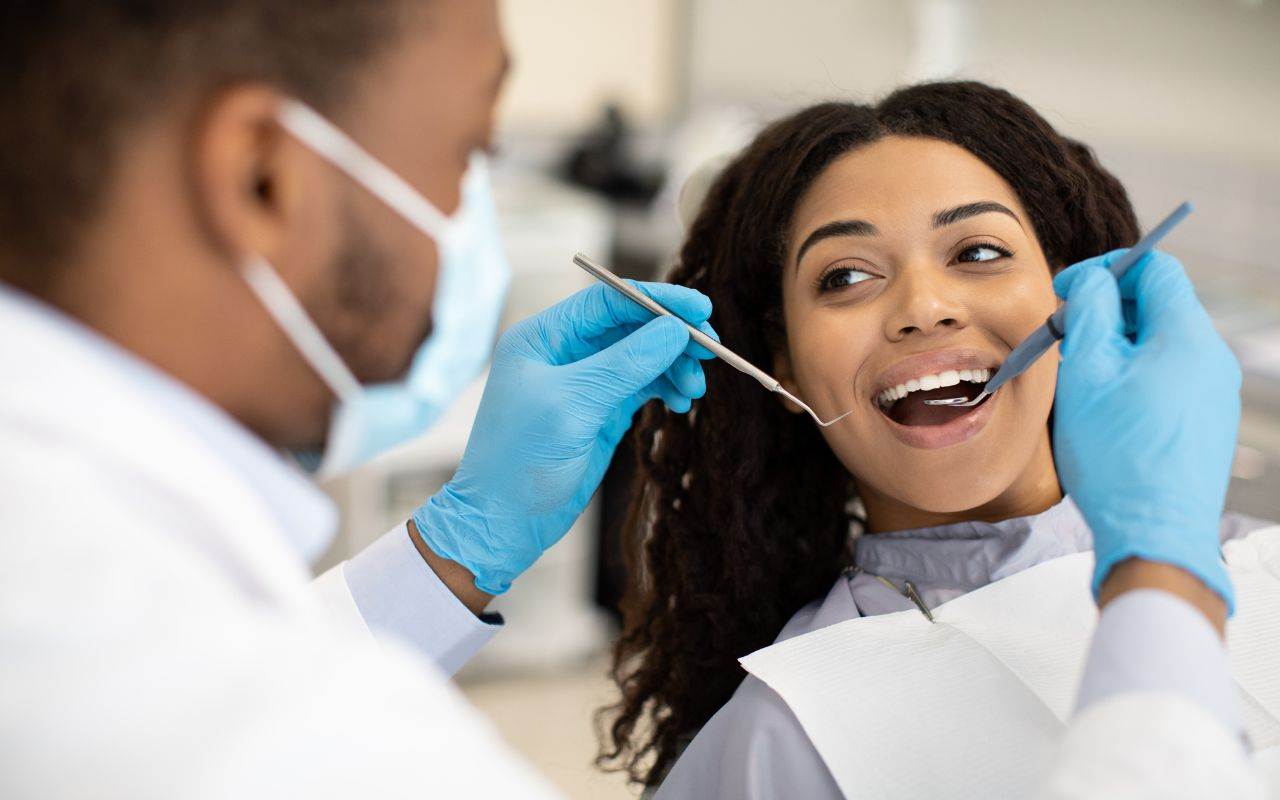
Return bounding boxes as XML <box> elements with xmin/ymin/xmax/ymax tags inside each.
<box><xmin>597</xmin><ymin>81</ymin><xmax>1140</xmax><ymax>787</ymax></box>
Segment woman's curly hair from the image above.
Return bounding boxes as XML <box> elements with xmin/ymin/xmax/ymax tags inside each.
<box><xmin>597</xmin><ymin>81</ymin><xmax>1139</xmax><ymax>787</ymax></box>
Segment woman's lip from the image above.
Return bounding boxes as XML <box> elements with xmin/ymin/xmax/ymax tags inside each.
<box><xmin>874</xmin><ymin>390</ymin><xmax>999</xmax><ymax>449</ymax></box>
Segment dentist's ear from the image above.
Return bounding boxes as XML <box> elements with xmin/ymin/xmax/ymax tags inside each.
<box><xmin>771</xmin><ymin>348</ymin><xmax>807</xmax><ymax>416</ymax></box>
<box><xmin>188</xmin><ymin>85</ymin><xmax>328</xmax><ymax>274</ymax></box>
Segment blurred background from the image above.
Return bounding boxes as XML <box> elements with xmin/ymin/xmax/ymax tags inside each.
<box><xmin>317</xmin><ymin>1</ymin><xmax>1280</xmax><ymax>796</ymax></box>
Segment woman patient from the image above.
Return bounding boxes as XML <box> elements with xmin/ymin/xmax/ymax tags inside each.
<box><xmin>595</xmin><ymin>81</ymin><xmax>1261</xmax><ymax>797</ymax></box>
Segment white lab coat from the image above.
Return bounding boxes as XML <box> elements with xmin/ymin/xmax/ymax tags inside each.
<box><xmin>1041</xmin><ymin>693</ymin><xmax>1268</xmax><ymax>799</ymax></box>
<box><xmin>0</xmin><ymin>294</ymin><xmax>557</xmax><ymax>798</ymax></box>
<box><xmin>0</xmin><ymin>289</ymin><xmax>1263</xmax><ymax>799</ymax></box>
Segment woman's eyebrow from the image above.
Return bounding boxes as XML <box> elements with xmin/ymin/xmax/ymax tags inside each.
<box><xmin>794</xmin><ymin>219</ymin><xmax>879</xmax><ymax>266</ymax></box>
<box><xmin>932</xmin><ymin>201</ymin><xmax>1023</xmax><ymax>230</ymax></box>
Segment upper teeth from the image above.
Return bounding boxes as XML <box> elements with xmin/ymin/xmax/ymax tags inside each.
<box><xmin>876</xmin><ymin>368</ymin><xmax>992</xmax><ymax>408</ymax></box>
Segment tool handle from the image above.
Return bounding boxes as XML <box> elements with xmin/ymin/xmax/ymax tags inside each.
<box><xmin>1041</xmin><ymin>200</ymin><xmax>1193</xmax><ymax>344</ymax></box>
<box><xmin>985</xmin><ymin>324</ymin><xmax>1058</xmax><ymax>394</ymax></box>
<box><xmin>571</xmin><ymin>253</ymin><xmax>781</xmax><ymax>392</ymax></box>
<box><xmin>985</xmin><ymin>201</ymin><xmax>1193</xmax><ymax>393</ymax></box>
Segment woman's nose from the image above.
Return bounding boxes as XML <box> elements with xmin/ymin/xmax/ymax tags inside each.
<box><xmin>882</xmin><ymin>268</ymin><xmax>970</xmax><ymax>342</ymax></box>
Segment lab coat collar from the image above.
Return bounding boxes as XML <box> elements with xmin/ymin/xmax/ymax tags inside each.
<box><xmin>853</xmin><ymin>496</ymin><xmax>1090</xmax><ymax>594</ymax></box>
<box><xmin>0</xmin><ymin>283</ymin><xmax>335</xmax><ymax>594</ymax></box>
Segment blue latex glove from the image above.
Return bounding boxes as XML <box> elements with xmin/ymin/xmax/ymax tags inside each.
<box><xmin>1052</xmin><ymin>249</ymin><xmax>1240</xmax><ymax>612</ymax></box>
<box><xmin>413</xmin><ymin>281</ymin><xmax>717</xmax><ymax>594</ymax></box>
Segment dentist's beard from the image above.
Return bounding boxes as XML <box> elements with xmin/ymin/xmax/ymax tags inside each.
<box><xmin>326</xmin><ymin>203</ymin><xmax>432</xmax><ymax>385</ymax></box>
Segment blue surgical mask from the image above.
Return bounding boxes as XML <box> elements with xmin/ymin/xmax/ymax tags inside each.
<box><xmin>240</xmin><ymin>100</ymin><xmax>507</xmax><ymax>479</ymax></box>
<box><xmin>355</xmin><ymin>156</ymin><xmax>510</xmax><ymax>459</ymax></box>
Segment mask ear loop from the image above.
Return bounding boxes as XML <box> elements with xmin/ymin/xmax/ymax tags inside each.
<box><xmin>276</xmin><ymin>100</ymin><xmax>454</xmax><ymax>243</ymax></box>
<box><xmin>240</xmin><ymin>254</ymin><xmax>361</xmax><ymax>402</ymax></box>
<box><xmin>254</xmin><ymin>99</ymin><xmax>467</xmax><ymax>400</ymax></box>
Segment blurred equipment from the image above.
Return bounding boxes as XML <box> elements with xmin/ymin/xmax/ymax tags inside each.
<box><xmin>560</xmin><ymin>104</ymin><xmax>663</xmax><ymax>204</ymax></box>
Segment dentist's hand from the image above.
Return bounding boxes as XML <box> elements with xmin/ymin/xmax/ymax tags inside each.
<box><xmin>412</xmin><ymin>281</ymin><xmax>717</xmax><ymax>596</ymax></box>
<box><xmin>1052</xmin><ymin>249</ymin><xmax>1240</xmax><ymax>613</ymax></box>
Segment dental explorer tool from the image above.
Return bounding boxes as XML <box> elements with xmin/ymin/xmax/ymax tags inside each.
<box><xmin>925</xmin><ymin>201</ymin><xmax>1194</xmax><ymax>409</ymax></box>
<box><xmin>572</xmin><ymin>253</ymin><xmax>853</xmax><ymax>427</ymax></box>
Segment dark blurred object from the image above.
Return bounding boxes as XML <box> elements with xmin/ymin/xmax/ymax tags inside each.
<box><xmin>560</xmin><ymin>104</ymin><xmax>663</xmax><ymax>205</ymax></box>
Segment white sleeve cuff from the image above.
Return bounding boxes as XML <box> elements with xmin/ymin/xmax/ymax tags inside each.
<box><xmin>1075</xmin><ymin>588</ymin><xmax>1240</xmax><ymax>737</ymax></box>
<box><xmin>1041</xmin><ymin>692</ymin><xmax>1264</xmax><ymax>800</ymax></box>
<box><xmin>340</xmin><ymin>523</ymin><xmax>501</xmax><ymax>675</ymax></box>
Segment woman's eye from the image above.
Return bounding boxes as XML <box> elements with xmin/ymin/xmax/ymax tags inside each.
<box><xmin>957</xmin><ymin>244</ymin><xmax>1011</xmax><ymax>264</ymax></box>
<box><xmin>820</xmin><ymin>267</ymin><xmax>875</xmax><ymax>292</ymax></box>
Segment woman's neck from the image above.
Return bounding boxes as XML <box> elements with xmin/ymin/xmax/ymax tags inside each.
<box><xmin>860</xmin><ymin>433</ymin><xmax>1063</xmax><ymax>534</ymax></box>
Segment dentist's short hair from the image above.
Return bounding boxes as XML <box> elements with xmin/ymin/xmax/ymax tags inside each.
<box><xmin>0</xmin><ymin>0</ymin><xmax>414</xmax><ymax>292</ymax></box>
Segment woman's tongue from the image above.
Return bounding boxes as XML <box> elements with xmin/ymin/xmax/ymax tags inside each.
<box><xmin>889</xmin><ymin>386</ymin><xmax>979</xmax><ymax>426</ymax></box>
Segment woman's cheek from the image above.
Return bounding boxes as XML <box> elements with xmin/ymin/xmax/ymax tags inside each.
<box><xmin>1030</xmin><ymin>343</ymin><xmax>1060</xmax><ymax>420</ymax></box>
<box><xmin>798</xmin><ymin>312</ymin><xmax>872</xmax><ymax>407</ymax></box>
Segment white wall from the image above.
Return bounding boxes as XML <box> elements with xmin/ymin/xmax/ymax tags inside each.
<box><xmin>682</xmin><ymin>0</ymin><xmax>1280</xmax><ymax>299</ymax></box>
<box><xmin>685</xmin><ymin>0</ymin><xmax>1280</xmax><ymax>166</ymax></box>
<box><xmin>498</xmin><ymin>0</ymin><xmax>682</xmax><ymax>134</ymax></box>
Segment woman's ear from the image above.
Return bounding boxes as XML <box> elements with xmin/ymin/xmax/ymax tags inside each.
<box><xmin>772</xmin><ymin>347</ymin><xmax>807</xmax><ymax>416</ymax></box>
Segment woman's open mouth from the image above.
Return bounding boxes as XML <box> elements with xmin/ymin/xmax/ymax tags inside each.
<box><xmin>872</xmin><ymin>368</ymin><xmax>998</xmax><ymax>449</ymax></box>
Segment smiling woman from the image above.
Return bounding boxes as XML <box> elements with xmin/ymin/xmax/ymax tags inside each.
<box><xmin>777</xmin><ymin>133</ymin><xmax>1066</xmax><ymax>526</ymax></box>
<box><xmin>596</xmin><ymin>81</ymin><xmax>1152</xmax><ymax>794</ymax></box>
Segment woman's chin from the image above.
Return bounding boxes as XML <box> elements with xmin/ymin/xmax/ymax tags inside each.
<box><xmin>891</xmin><ymin>471</ymin><xmax>1014</xmax><ymax>514</ymax></box>
<box><xmin>849</xmin><ymin>442</ymin><xmax>1024</xmax><ymax>516</ymax></box>
<box><xmin>847</xmin><ymin>421</ymin><xmax>1056</xmax><ymax>520</ymax></box>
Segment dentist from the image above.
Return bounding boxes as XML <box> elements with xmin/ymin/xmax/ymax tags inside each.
<box><xmin>0</xmin><ymin>1</ymin><xmax>1262</xmax><ymax>798</ymax></box>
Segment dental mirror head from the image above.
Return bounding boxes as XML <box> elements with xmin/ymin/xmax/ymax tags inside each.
<box><xmin>925</xmin><ymin>389</ymin><xmax>991</xmax><ymax>408</ymax></box>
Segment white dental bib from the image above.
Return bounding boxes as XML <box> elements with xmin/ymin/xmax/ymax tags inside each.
<box><xmin>740</xmin><ymin>526</ymin><xmax>1280</xmax><ymax>798</ymax></box>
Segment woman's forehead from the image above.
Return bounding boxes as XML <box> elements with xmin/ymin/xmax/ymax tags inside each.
<box><xmin>791</xmin><ymin>136</ymin><xmax>1027</xmax><ymax>238</ymax></box>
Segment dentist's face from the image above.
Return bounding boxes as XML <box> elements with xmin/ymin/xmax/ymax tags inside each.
<box><xmin>311</xmin><ymin>0</ymin><xmax>508</xmax><ymax>385</ymax></box>
<box><xmin>229</xmin><ymin>0</ymin><xmax>508</xmax><ymax>447</ymax></box>
<box><xmin>777</xmin><ymin>136</ymin><xmax>1061</xmax><ymax>526</ymax></box>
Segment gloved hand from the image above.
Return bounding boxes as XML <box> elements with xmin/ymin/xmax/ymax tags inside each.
<box><xmin>1052</xmin><ymin>249</ymin><xmax>1241</xmax><ymax>612</ymax></box>
<box><xmin>413</xmin><ymin>281</ymin><xmax>717</xmax><ymax>594</ymax></box>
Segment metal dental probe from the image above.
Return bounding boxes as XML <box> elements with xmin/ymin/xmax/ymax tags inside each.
<box><xmin>572</xmin><ymin>253</ymin><xmax>854</xmax><ymax>427</ymax></box>
<box><xmin>924</xmin><ymin>201</ymin><xmax>1194</xmax><ymax>409</ymax></box>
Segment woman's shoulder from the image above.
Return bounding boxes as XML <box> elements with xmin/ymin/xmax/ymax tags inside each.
<box><xmin>1221</xmin><ymin>510</ymin><xmax>1276</xmax><ymax>542</ymax></box>
<box><xmin>652</xmin><ymin>577</ymin><xmax>860</xmax><ymax>799</ymax></box>
<box><xmin>775</xmin><ymin>570</ymin><xmax>866</xmax><ymax>643</ymax></box>
<box><xmin>653</xmin><ymin>673</ymin><xmax>841</xmax><ymax>800</ymax></box>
